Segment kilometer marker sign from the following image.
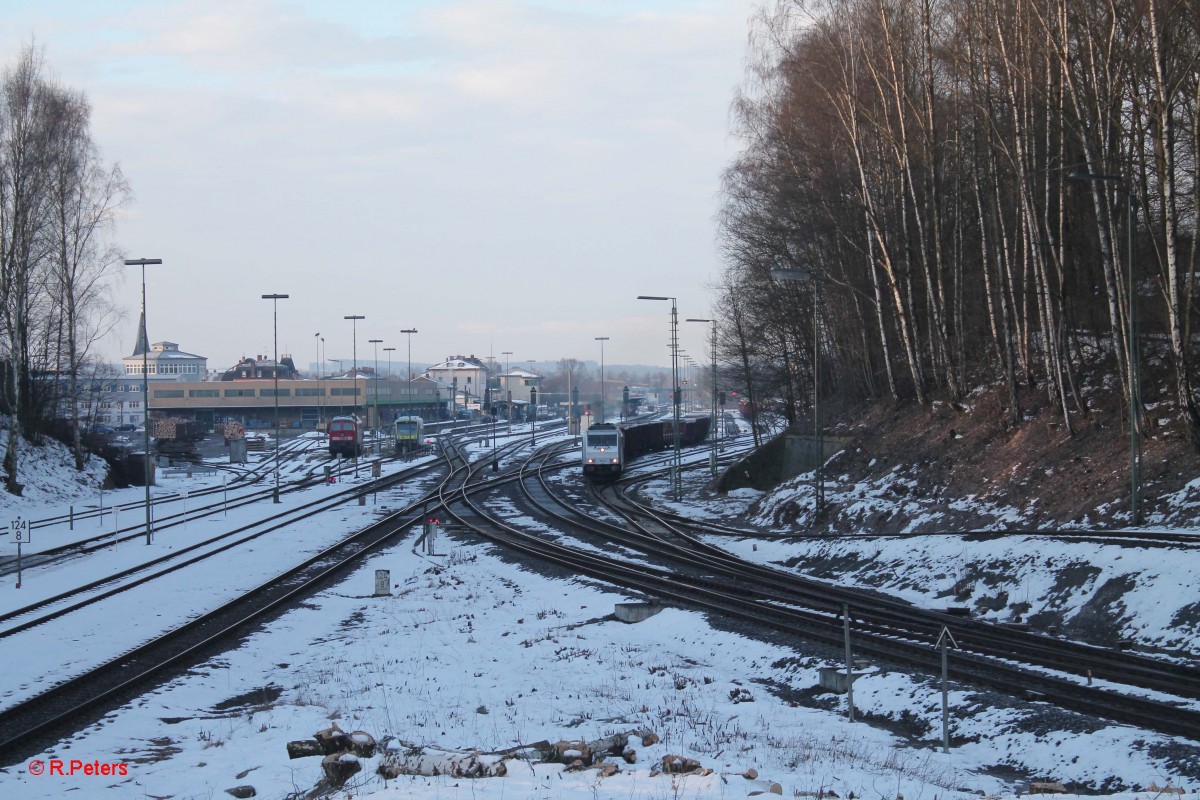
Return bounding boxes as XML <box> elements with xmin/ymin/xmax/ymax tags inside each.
<box><xmin>10</xmin><ymin>516</ymin><xmax>28</xmax><ymax>589</ymax></box>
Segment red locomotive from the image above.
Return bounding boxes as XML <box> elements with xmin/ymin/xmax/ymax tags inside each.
<box><xmin>327</xmin><ymin>415</ymin><xmax>364</xmax><ymax>457</ymax></box>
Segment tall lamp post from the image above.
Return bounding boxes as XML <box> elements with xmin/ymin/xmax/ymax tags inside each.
<box><xmin>401</xmin><ymin>328</ymin><xmax>417</xmax><ymax>417</ymax></box>
<box><xmin>502</xmin><ymin>350</ymin><xmax>513</xmax><ymax>424</ymax></box>
<box><xmin>638</xmin><ymin>295</ymin><xmax>681</xmax><ymax>499</ymax></box>
<box><xmin>369</xmin><ymin>338</ymin><xmax>383</xmax><ymax>438</ymax></box>
<box><xmin>315</xmin><ymin>333</ymin><xmax>324</xmax><ymax>437</ymax></box>
<box><xmin>384</xmin><ymin>346</ymin><xmax>396</xmax><ymax>424</ymax></box>
<box><xmin>262</xmin><ymin>293</ymin><xmax>289</xmax><ymax>503</ymax></box>
<box><xmin>124</xmin><ymin>258</ymin><xmax>162</xmax><ymax>545</ymax></box>
<box><xmin>344</xmin><ymin>315</ymin><xmax>365</xmax><ymax>476</ymax></box>
<box><xmin>1069</xmin><ymin>170</ymin><xmax>1141</xmax><ymax>525</ymax></box>
<box><xmin>528</xmin><ymin>360</ymin><xmax>537</xmax><ymax>443</ymax></box>
<box><xmin>687</xmin><ymin>318</ymin><xmax>717</xmax><ymax>477</ymax></box>
<box><xmin>771</xmin><ymin>267</ymin><xmax>824</xmax><ymax>519</ymax></box>
<box><xmin>595</xmin><ymin>336</ymin><xmax>609</xmax><ymax>424</ymax></box>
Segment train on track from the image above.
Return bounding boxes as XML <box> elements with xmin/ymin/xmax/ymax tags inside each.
<box><xmin>327</xmin><ymin>415</ymin><xmax>365</xmax><ymax>457</ymax></box>
<box><xmin>394</xmin><ymin>416</ymin><xmax>425</xmax><ymax>453</ymax></box>
<box><xmin>582</xmin><ymin>415</ymin><xmax>712</xmax><ymax>478</ymax></box>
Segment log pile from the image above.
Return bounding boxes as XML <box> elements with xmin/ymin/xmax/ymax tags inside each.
<box><xmin>285</xmin><ymin>724</ymin><xmax>781</xmax><ymax>795</ymax></box>
<box><xmin>286</xmin><ymin>724</ymin><xmax>378</xmax><ymax>788</ymax></box>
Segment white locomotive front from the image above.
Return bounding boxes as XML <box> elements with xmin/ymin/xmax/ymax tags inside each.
<box><xmin>582</xmin><ymin>423</ymin><xmax>624</xmax><ymax>477</ymax></box>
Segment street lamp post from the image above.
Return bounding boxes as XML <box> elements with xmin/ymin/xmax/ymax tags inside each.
<box><xmin>501</xmin><ymin>351</ymin><xmax>513</xmax><ymax>425</ymax></box>
<box><xmin>595</xmin><ymin>336</ymin><xmax>609</xmax><ymax>424</ymax></box>
<box><xmin>401</xmin><ymin>328</ymin><xmax>417</xmax><ymax>417</ymax></box>
<box><xmin>638</xmin><ymin>295</ymin><xmax>681</xmax><ymax>499</ymax></box>
<box><xmin>315</xmin><ymin>333</ymin><xmax>324</xmax><ymax>437</ymax></box>
<box><xmin>124</xmin><ymin>258</ymin><xmax>162</xmax><ymax>545</ymax></box>
<box><xmin>770</xmin><ymin>267</ymin><xmax>825</xmax><ymax>519</ymax></box>
<box><xmin>384</xmin><ymin>346</ymin><xmax>396</xmax><ymax>426</ymax></box>
<box><xmin>369</xmin><ymin>338</ymin><xmax>383</xmax><ymax>440</ymax></box>
<box><xmin>528</xmin><ymin>360</ymin><xmax>537</xmax><ymax>444</ymax></box>
<box><xmin>1069</xmin><ymin>170</ymin><xmax>1141</xmax><ymax>525</ymax></box>
<box><xmin>687</xmin><ymin>318</ymin><xmax>717</xmax><ymax>477</ymax></box>
<box><xmin>262</xmin><ymin>293</ymin><xmax>289</xmax><ymax>503</ymax></box>
<box><xmin>344</xmin><ymin>315</ymin><xmax>365</xmax><ymax>476</ymax></box>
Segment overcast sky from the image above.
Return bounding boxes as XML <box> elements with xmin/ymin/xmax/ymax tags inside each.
<box><xmin>5</xmin><ymin>0</ymin><xmax>758</xmax><ymax>374</ymax></box>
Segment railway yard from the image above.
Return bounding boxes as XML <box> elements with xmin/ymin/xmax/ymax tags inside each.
<box><xmin>0</xmin><ymin>418</ymin><xmax>1197</xmax><ymax>799</ymax></box>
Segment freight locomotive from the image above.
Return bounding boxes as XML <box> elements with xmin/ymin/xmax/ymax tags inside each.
<box><xmin>327</xmin><ymin>415</ymin><xmax>364</xmax><ymax>457</ymax></box>
<box><xmin>582</xmin><ymin>415</ymin><xmax>711</xmax><ymax>478</ymax></box>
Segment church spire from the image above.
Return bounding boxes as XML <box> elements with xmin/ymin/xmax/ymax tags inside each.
<box><xmin>131</xmin><ymin>308</ymin><xmax>150</xmax><ymax>357</ymax></box>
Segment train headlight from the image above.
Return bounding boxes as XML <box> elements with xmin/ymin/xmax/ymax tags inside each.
<box><xmin>610</xmin><ymin>458</ymin><xmax>618</xmax><ymax>463</ymax></box>
<box><xmin>587</xmin><ymin>458</ymin><xmax>594</xmax><ymax>463</ymax></box>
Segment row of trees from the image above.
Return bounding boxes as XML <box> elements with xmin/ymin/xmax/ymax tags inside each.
<box><xmin>716</xmin><ymin>0</ymin><xmax>1200</xmax><ymax>440</ymax></box>
<box><xmin>1</xmin><ymin>45</ymin><xmax>129</xmax><ymax>492</ymax></box>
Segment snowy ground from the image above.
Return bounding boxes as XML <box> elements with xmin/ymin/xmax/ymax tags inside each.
<box><xmin>0</xmin><ymin>426</ymin><xmax>1196</xmax><ymax>798</ymax></box>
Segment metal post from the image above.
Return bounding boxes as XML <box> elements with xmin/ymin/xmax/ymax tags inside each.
<box><xmin>124</xmin><ymin>258</ymin><xmax>161</xmax><ymax>545</ymax></box>
<box><xmin>502</xmin><ymin>351</ymin><xmax>512</xmax><ymax>425</ymax></box>
<box><xmin>638</xmin><ymin>295</ymin><xmax>680</xmax><ymax>499</ymax></box>
<box><xmin>345</xmin><ymin>315</ymin><xmax>365</xmax><ymax>475</ymax></box>
<box><xmin>843</xmin><ymin>603</ymin><xmax>854</xmax><ymax>722</ymax></box>
<box><xmin>935</xmin><ymin>625</ymin><xmax>957</xmax><ymax>753</ymax></box>
<box><xmin>595</xmin><ymin>336</ymin><xmax>609</xmax><ymax>424</ymax></box>
<box><xmin>263</xmin><ymin>293</ymin><xmax>289</xmax><ymax>503</ymax></box>
<box><xmin>671</xmin><ymin>301</ymin><xmax>681</xmax><ymax>499</ymax></box>
<box><xmin>401</xmin><ymin>328</ymin><xmax>417</xmax><ymax>418</ymax></box>
<box><xmin>814</xmin><ymin>268</ymin><xmax>824</xmax><ymax>518</ymax></box>
<box><xmin>315</xmin><ymin>333</ymin><xmax>323</xmax><ymax>436</ymax></box>
<box><xmin>384</xmin><ymin>345</ymin><xmax>396</xmax><ymax>420</ymax></box>
<box><xmin>370</xmin><ymin>338</ymin><xmax>383</xmax><ymax>442</ymax></box>
<box><xmin>941</xmin><ymin>637</ymin><xmax>949</xmax><ymax>751</ymax></box>
<box><xmin>1127</xmin><ymin>195</ymin><xmax>1141</xmax><ymax>526</ymax></box>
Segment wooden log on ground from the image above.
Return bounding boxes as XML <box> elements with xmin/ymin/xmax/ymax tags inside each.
<box><xmin>321</xmin><ymin>752</ymin><xmax>361</xmax><ymax>786</ymax></box>
<box><xmin>347</xmin><ymin>731</ymin><xmax>376</xmax><ymax>758</ymax></box>
<box><xmin>314</xmin><ymin>723</ymin><xmax>350</xmax><ymax>755</ymax></box>
<box><xmin>549</xmin><ymin>740</ymin><xmax>592</xmax><ymax>765</ymax></box>
<box><xmin>377</xmin><ymin>744</ymin><xmax>508</xmax><ymax>779</ymax></box>
<box><xmin>661</xmin><ymin>754</ymin><xmax>707</xmax><ymax>775</ymax></box>
<box><xmin>286</xmin><ymin>740</ymin><xmax>325</xmax><ymax>759</ymax></box>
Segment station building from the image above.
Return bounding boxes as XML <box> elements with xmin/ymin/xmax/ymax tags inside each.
<box><xmin>86</xmin><ymin>316</ymin><xmax>448</xmax><ymax>431</ymax></box>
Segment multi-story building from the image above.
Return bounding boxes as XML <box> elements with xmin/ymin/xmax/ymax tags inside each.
<box><xmin>423</xmin><ymin>355</ymin><xmax>489</xmax><ymax>405</ymax></box>
<box><xmin>83</xmin><ymin>313</ymin><xmax>210</xmax><ymax>428</ymax></box>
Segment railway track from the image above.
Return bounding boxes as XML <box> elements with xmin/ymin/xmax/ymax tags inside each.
<box><xmin>0</xmin><ymin>437</ymin><xmax>433</xmax><ymax>578</ymax></box>
<box><xmin>0</xmin><ymin>427</ymin><xmax>545</xmax><ymax>762</ymax></box>
<box><xmin>437</xmin><ymin>440</ymin><xmax>1200</xmax><ymax>742</ymax></box>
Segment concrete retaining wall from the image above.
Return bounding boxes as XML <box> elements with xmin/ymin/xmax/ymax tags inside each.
<box><xmin>718</xmin><ymin>432</ymin><xmax>846</xmax><ymax>493</ymax></box>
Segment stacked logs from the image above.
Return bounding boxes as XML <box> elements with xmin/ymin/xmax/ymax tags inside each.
<box><xmin>541</xmin><ymin>729</ymin><xmax>659</xmax><ymax>775</ymax></box>
<box><xmin>287</xmin><ymin>723</ymin><xmax>377</xmax><ymax>788</ymax></box>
